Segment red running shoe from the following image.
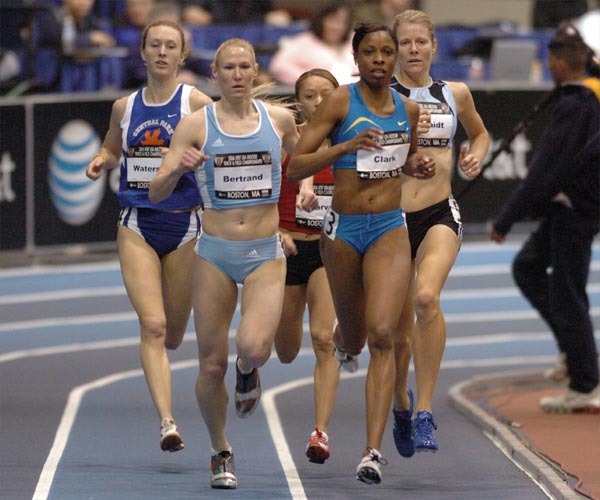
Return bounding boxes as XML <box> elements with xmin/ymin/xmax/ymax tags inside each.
<box><xmin>305</xmin><ymin>427</ymin><xmax>330</xmax><ymax>464</ymax></box>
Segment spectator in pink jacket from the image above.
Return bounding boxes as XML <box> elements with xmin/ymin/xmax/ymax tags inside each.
<box><xmin>269</xmin><ymin>2</ymin><xmax>357</xmax><ymax>86</ymax></box>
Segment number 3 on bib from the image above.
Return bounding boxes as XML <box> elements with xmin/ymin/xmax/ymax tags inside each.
<box><xmin>324</xmin><ymin>208</ymin><xmax>338</xmax><ymax>240</ymax></box>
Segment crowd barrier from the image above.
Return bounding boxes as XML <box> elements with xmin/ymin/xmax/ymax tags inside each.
<box><xmin>0</xmin><ymin>82</ymin><xmax>553</xmax><ymax>255</ymax></box>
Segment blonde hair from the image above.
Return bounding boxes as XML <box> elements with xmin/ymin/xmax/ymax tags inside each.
<box><xmin>209</xmin><ymin>38</ymin><xmax>293</xmax><ymax>108</ymax></box>
<box><xmin>392</xmin><ymin>9</ymin><xmax>435</xmax><ymax>41</ymax></box>
<box><xmin>212</xmin><ymin>38</ymin><xmax>257</xmax><ymax>69</ymax></box>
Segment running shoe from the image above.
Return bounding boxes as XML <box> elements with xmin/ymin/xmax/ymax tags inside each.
<box><xmin>543</xmin><ymin>353</ymin><xmax>568</xmax><ymax>382</ymax></box>
<box><xmin>356</xmin><ymin>447</ymin><xmax>388</xmax><ymax>485</ymax></box>
<box><xmin>210</xmin><ymin>450</ymin><xmax>237</xmax><ymax>489</ymax></box>
<box><xmin>392</xmin><ymin>389</ymin><xmax>414</xmax><ymax>457</ymax></box>
<box><xmin>160</xmin><ymin>418</ymin><xmax>184</xmax><ymax>452</ymax></box>
<box><xmin>539</xmin><ymin>386</ymin><xmax>600</xmax><ymax>414</ymax></box>
<box><xmin>234</xmin><ymin>358</ymin><xmax>261</xmax><ymax>418</ymax></box>
<box><xmin>305</xmin><ymin>427</ymin><xmax>330</xmax><ymax>464</ymax></box>
<box><xmin>412</xmin><ymin>411</ymin><xmax>438</xmax><ymax>453</ymax></box>
<box><xmin>332</xmin><ymin>320</ymin><xmax>359</xmax><ymax>373</ymax></box>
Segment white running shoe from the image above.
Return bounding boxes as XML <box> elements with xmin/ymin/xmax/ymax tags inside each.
<box><xmin>539</xmin><ymin>386</ymin><xmax>600</xmax><ymax>414</ymax></box>
<box><xmin>332</xmin><ymin>319</ymin><xmax>359</xmax><ymax>373</ymax></box>
<box><xmin>210</xmin><ymin>450</ymin><xmax>237</xmax><ymax>489</ymax></box>
<box><xmin>356</xmin><ymin>448</ymin><xmax>388</xmax><ymax>485</ymax></box>
<box><xmin>160</xmin><ymin>418</ymin><xmax>184</xmax><ymax>452</ymax></box>
<box><xmin>543</xmin><ymin>353</ymin><xmax>568</xmax><ymax>382</ymax></box>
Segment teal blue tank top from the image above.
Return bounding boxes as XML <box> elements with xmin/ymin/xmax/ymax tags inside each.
<box><xmin>331</xmin><ymin>83</ymin><xmax>411</xmax><ymax>180</ymax></box>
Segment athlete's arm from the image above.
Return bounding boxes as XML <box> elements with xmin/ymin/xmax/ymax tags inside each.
<box><xmin>149</xmin><ymin>111</ymin><xmax>208</xmax><ymax>203</ymax></box>
<box><xmin>450</xmin><ymin>81</ymin><xmax>489</xmax><ymax>178</ymax></box>
<box><xmin>288</xmin><ymin>87</ymin><xmax>382</xmax><ymax>182</ymax></box>
<box><xmin>86</xmin><ymin>97</ymin><xmax>126</xmax><ymax>180</ymax></box>
<box><xmin>402</xmin><ymin>97</ymin><xmax>435</xmax><ymax>179</ymax></box>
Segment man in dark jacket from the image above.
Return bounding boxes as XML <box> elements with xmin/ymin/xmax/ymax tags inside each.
<box><xmin>490</xmin><ymin>23</ymin><xmax>600</xmax><ymax>413</ymax></box>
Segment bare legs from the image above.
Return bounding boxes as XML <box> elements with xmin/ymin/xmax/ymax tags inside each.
<box><xmin>118</xmin><ymin>227</ymin><xmax>194</xmax><ymax>422</ymax></box>
<box><xmin>194</xmin><ymin>255</ymin><xmax>286</xmax><ymax>452</ymax></box>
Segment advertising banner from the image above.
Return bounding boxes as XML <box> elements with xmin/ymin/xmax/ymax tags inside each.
<box><xmin>32</xmin><ymin>99</ymin><xmax>121</xmax><ymax>247</ymax></box>
<box><xmin>0</xmin><ymin>87</ymin><xmax>554</xmax><ymax>255</ymax></box>
<box><xmin>451</xmin><ymin>89</ymin><xmax>552</xmax><ymax>224</ymax></box>
<box><xmin>0</xmin><ymin>105</ymin><xmax>27</xmax><ymax>251</ymax></box>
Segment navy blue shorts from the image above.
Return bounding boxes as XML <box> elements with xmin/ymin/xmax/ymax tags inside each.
<box><xmin>118</xmin><ymin>207</ymin><xmax>201</xmax><ymax>258</ymax></box>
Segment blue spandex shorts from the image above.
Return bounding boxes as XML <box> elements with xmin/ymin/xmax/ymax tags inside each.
<box><xmin>322</xmin><ymin>207</ymin><xmax>405</xmax><ymax>255</ymax></box>
<box><xmin>118</xmin><ymin>207</ymin><xmax>201</xmax><ymax>258</ymax></box>
<box><xmin>195</xmin><ymin>232</ymin><xmax>285</xmax><ymax>284</ymax></box>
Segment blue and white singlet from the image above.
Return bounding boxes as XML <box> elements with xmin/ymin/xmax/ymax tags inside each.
<box><xmin>118</xmin><ymin>83</ymin><xmax>201</xmax><ymax>210</ymax></box>
<box><xmin>390</xmin><ymin>77</ymin><xmax>457</xmax><ymax>149</ymax></box>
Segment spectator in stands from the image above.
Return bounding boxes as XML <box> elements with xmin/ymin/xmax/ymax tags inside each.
<box><xmin>114</xmin><ymin>0</ymin><xmax>156</xmax><ymax>88</ymax></box>
<box><xmin>181</xmin><ymin>0</ymin><xmax>291</xmax><ymax>27</ymax></box>
<box><xmin>48</xmin><ymin>0</ymin><xmax>116</xmax><ymax>56</ymax></box>
<box><xmin>0</xmin><ymin>49</ymin><xmax>20</xmax><ymax>91</ymax></box>
<box><xmin>352</xmin><ymin>0</ymin><xmax>418</xmax><ymax>28</ymax></box>
<box><xmin>147</xmin><ymin>1</ymin><xmax>206</xmax><ymax>84</ymax></box>
<box><xmin>27</xmin><ymin>0</ymin><xmax>116</xmax><ymax>91</ymax></box>
<box><xmin>532</xmin><ymin>0</ymin><xmax>588</xmax><ymax>29</ymax></box>
<box><xmin>269</xmin><ymin>2</ymin><xmax>356</xmax><ymax>86</ymax></box>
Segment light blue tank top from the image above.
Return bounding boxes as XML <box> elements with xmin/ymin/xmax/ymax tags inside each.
<box><xmin>331</xmin><ymin>83</ymin><xmax>411</xmax><ymax>179</ymax></box>
<box><xmin>197</xmin><ymin>100</ymin><xmax>282</xmax><ymax>209</ymax></box>
<box><xmin>390</xmin><ymin>77</ymin><xmax>457</xmax><ymax>149</ymax></box>
<box><xmin>118</xmin><ymin>84</ymin><xmax>201</xmax><ymax>209</ymax></box>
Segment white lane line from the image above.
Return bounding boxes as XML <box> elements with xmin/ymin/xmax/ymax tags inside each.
<box><xmin>31</xmin><ymin>358</ymin><xmax>196</xmax><ymax>500</ymax></box>
<box><xmin>3</xmin><ymin>330</ymin><xmax>599</xmax><ymax>364</ymax></box>
<box><xmin>443</xmin><ymin>284</ymin><xmax>600</xmax><ymax>299</ymax></box>
<box><xmin>0</xmin><ymin>312</ymin><xmax>139</xmax><ymax>333</ymax></box>
<box><xmin>262</xmin><ymin>355</ymin><xmax>567</xmax><ymax>500</ymax></box>
<box><xmin>446</xmin><ymin>307</ymin><xmax>600</xmax><ymax>323</ymax></box>
<box><xmin>263</xmin><ymin>378</ymin><xmax>310</xmax><ymax>500</ymax></box>
<box><xmin>31</xmin><ymin>352</ymin><xmax>560</xmax><ymax>500</ymax></box>
<box><xmin>5</xmin><ymin>281</ymin><xmax>600</xmax><ymax>306</ymax></box>
<box><xmin>0</xmin><ymin>286</ymin><xmax>126</xmax><ymax>305</ymax></box>
<box><xmin>0</xmin><ymin>261</ymin><xmax>120</xmax><ymax>277</ymax></box>
<box><xmin>3</xmin><ymin>306</ymin><xmax>599</xmax><ymax>335</ymax></box>
<box><xmin>450</xmin><ymin>261</ymin><xmax>600</xmax><ymax>277</ymax></box>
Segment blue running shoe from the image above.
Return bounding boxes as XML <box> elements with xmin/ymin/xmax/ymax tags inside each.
<box><xmin>412</xmin><ymin>411</ymin><xmax>438</xmax><ymax>453</ymax></box>
<box><xmin>392</xmin><ymin>389</ymin><xmax>414</xmax><ymax>457</ymax></box>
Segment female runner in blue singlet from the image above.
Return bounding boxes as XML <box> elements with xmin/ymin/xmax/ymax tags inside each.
<box><xmin>85</xmin><ymin>20</ymin><xmax>212</xmax><ymax>453</ymax></box>
<box><xmin>288</xmin><ymin>23</ymin><xmax>435</xmax><ymax>485</ymax></box>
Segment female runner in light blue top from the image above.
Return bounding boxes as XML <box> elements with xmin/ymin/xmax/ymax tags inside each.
<box><xmin>149</xmin><ymin>38</ymin><xmax>298</xmax><ymax>490</ymax></box>
<box><xmin>288</xmin><ymin>23</ymin><xmax>435</xmax><ymax>485</ymax></box>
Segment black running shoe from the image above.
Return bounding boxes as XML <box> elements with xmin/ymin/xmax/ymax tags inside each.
<box><xmin>234</xmin><ymin>358</ymin><xmax>261</xmax><ymax>418</ymax></box>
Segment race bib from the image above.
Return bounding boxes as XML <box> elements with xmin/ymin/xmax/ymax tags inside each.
<box><xmin>356</xmin><ymin>130</ymin><xmax>410</xmax><ymax>179</ymax></box>
<box><xmin>418</xmin><ymin>102</ymin><xmax>453</xmax><ymax>147</ymax></box>
<box><xmin>323</xmin><ymin>207</ymin><xmax>339</xmax><ymax>241</ymax></box>
<box><xmin>295</xmin><ymin>183</ymin><xmax>334</xmax><ymax>229</ymax></box>
<box><xmin>213</xmin><ymin>151</ymin><xmax>273</xmax><ymax>200</ymax></box>
<box><xmin>126</xmin><ymin>145</ymin><xmax>162</xmax><ymax>190</ymax></box>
